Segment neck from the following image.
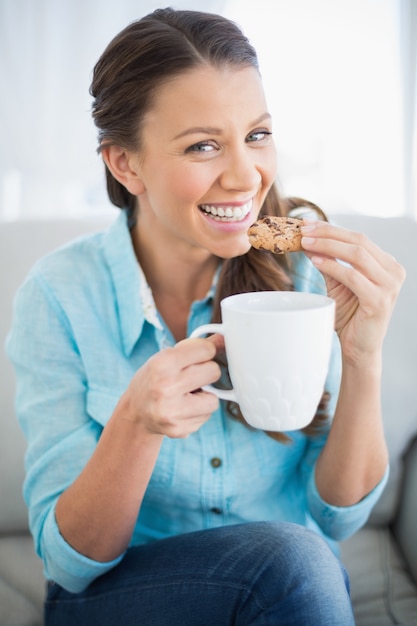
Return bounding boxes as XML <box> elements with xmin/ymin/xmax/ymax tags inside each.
<box><xmin>131</xmin><ymin>220</ymin><xmax>219</xmax><ymax>340</ymax></box>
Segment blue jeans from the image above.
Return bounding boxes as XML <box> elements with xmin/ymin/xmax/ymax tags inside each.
<box><xmin>44</xmin><ymin>522</ymin><xmax>355</xmax><ymax>625</ymax></box>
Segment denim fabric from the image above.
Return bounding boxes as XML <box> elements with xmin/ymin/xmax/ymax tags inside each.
<box><xmin>44</xmin><ymin>522</ymin><xmax>355</xmax><ymax>626</ymax></box>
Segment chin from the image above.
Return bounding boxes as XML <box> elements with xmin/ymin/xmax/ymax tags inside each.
<box><xmin>215</xmin><ymin>242</ymin><xmax>251</xmax><ymax>260</ymax></box>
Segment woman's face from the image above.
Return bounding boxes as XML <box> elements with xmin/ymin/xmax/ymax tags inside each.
<box><xmin>131</xmin><ymin>64</ymin><xmax>277</xmax><ymax>259</ymax></box>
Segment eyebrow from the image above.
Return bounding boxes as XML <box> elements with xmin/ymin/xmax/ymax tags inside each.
<box><xmin>172</xmin><ymin>112</ymin><xmax>272</xmax><ymax>140</ymax></box>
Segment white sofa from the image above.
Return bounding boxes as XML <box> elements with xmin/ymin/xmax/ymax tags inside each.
<box><xmin>1</xmin><ymin>213</ymin><xmax>417</xmax><ymax>625</ymax></box>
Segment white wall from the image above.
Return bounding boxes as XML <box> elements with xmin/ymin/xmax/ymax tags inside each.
<box><xmin>225</xmin><ymin>0</ymin><xmax>416</xmax><ymax>218</ymax></box>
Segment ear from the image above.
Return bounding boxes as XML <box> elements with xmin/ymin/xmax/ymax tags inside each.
<box><xmin>101</xmin><ymin>145</ymin><xmax>146</xmax><ymax>196</ymax></box>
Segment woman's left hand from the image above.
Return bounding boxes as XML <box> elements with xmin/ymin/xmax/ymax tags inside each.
<box><xmin>301</xmin><ymin>219</ymin><xmax>406</xmax><ymax>366</ymax></box>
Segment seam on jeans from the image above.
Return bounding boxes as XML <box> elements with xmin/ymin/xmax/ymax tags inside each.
<box><xmin>44</xmin><ymin>579</ymin><xmax>262</xmax><ymax>607</ymax></box>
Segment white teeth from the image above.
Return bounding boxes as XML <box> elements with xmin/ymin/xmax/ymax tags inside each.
<box><xmin>199</xmin><ymin>200</ymin><xmax>252</xmax><ymax>222</ymax></box>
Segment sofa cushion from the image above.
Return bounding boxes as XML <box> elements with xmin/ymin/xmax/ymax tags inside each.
<box><xmin>0</xmin><ymin>534</ymin><xmax>44</xmax><ymax>614</ymax></box>
<box><xmin>333</xmin><ymin>215</ymin><xmax>417</xmax><ymax>524</ymax></box>
<box><xmin>0</xmin><ymin>578</ymin><xmax>42</xmax><ymax>626</ymax></box>
<box><xmin>340</xmin><ymin>526</ymin><xmax>417</xmax><ymax>625</ymax></box>
<box><xmin>393</xmin><ymin>436</ymin><xmax>417</xmax><ymax>584</ymax></box>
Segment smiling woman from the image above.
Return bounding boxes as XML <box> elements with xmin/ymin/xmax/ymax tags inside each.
<box><xmin>6</xmin><ymin>6</ymin><xmax>405</xmax><ymax>626</ymax></box>
<box><xmin>100</xmin><ymin>64</ymin><xmax>276</xmax><ymax>261</ymax></box>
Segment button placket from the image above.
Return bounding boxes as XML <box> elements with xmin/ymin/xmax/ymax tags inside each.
<box><xmin>198</xmin><ymin>412</ymin><xmax>228</xmax><ymax>525</ymax></box>
<box><xmin>210</xmin><ymin>507</ymin><xmax>223</xmax><ymax>515</ymax></box>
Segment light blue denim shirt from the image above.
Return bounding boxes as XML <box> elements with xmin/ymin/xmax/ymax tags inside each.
<box><xmin>6</xmin><ymin>211</ymin><xmax>388</xmax><ymax>593</ymax></box>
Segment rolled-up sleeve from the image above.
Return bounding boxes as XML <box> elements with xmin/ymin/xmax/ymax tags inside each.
<box><xmin>307</xmin><ymin>465</ymin><xmax>389</xmax><ymax>541</ymax></box>
<box><xmin>6</xmin><ymin>268</ymin><xmax>123</xmax><ymax>592</ymax></box>
<box><xmin>42</xmin><ymin>508</ymin><xmax>124</xmax><ymax>593</ymax></box>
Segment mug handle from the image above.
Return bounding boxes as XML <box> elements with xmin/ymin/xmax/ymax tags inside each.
<box><xmin>189</xmin><ymin>323</ymin><xmax>237</xmax><ymax>402</ymax></box>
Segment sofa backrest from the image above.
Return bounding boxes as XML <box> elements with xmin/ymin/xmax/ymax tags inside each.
<box><xmin>333</xmin><ymin>214</ymin><xmax>417</xmax><ymax>523</ymax></box>
<box><xmin>0</xmin><ymin>217</ymin><xmax>114</xmax><ymax>533</ymax></box>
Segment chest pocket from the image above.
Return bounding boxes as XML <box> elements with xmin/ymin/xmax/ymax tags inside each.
<box><xmin>86</xmin><ymin>386</ymin><xmax>177</xmax><ymax>488</ymax></box>
<box><xmin>86</xmin><ymin>386</ymin><xmax>121</xmax><ymax>427</ymax></box>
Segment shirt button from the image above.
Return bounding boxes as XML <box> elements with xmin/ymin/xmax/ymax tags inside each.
<box><xmin>210</xmin><ymin>507</ymin><xmax>222</xmax><ymax>515</ymax></box>
<box><xmin>210</xmin><ymin>457</ymin><xmax>222</xmax><ymax>468</ymax></box>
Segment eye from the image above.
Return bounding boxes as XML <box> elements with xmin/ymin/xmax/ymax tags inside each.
<box><xmin>185</xmin><ymin>141</ymin><xmax>217</xmax><ymax>153</ymax></box>
<box><xmin>246</xmin><ymin>129</ymin><xmax>273</xmax><ymax>143</ymax></box>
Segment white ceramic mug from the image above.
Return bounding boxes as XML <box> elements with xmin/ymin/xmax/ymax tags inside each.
<box><xmin>190</xmin><ymin>291</ymin><xmax>335</xmax><ymax>432</ymax></box>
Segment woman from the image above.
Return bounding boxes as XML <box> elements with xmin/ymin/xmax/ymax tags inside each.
<box><xmin>7</xmin><ymin>8</ymin><xmax>405</xmax><ymax>625</ymax></box>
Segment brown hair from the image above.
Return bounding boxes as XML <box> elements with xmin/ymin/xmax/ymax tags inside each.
<box><xmin>91</xmin><ymin>7</ymin><xmax>260</xmax><ymax>214</ymax></box>
<box><xmin>90</xmin><ymin>8</ymin><xmax>330</xmax><ymax>442</ymax></box>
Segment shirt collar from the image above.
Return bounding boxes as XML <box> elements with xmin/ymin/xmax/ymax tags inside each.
<box><xmin>102</xmin><ymin>211</ymin><xmax>219</xmax><ymax>356</ymax></box>
<box><xmin>103</xmin><ymin>211</ymin><xmax>160</xmax><ymax>357</ymax></box>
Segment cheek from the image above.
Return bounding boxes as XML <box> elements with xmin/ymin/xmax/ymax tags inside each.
<box><xmin>165</xmin><ymin>165</ymin><xmax>215</xmax><ymax>204</ymax></box>
<box><xmin>264</xmin><ymin>149</ymin><xmax>278</xmax><ymax>184</ymax></box>
<box><xmin>255</xmin><ymin>155</ymin><xmax>278</xmax><ymax>207</ymax></box>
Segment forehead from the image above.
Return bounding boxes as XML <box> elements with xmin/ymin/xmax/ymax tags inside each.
<box><xmin>144</xmin><ymin>64</ymin><xmax>268</xmax><ymax>133</ymax></box>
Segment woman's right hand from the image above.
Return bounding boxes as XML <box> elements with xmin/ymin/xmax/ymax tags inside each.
<box><xmin>55</xmin><ymin>335</ymin><xmax>223</xmax><ymax>563</ymax></box>
<box><xmin>123</xmin><ymin>335</ymin><xmax>223</xmax><ymax>438</ymax></box>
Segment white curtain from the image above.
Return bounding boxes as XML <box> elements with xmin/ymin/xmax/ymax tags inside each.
<box><xmin>0</xmin><ymin>0</ymin><xmax>415</xmax><ymax>220</ymax></box>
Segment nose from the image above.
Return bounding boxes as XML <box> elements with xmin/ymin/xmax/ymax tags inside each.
<box><xmin>219</xmin><ymin>147</ymin><xmax>262</xmax><ymax>192</ymax></box>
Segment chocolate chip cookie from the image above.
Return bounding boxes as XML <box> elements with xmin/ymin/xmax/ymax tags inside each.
<box><xmin>247</xmin><ymin>216</ymin><xmax>303</xmax><ymax>254</ymax></box>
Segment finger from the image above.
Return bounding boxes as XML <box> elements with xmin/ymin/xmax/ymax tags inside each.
<box><xmin>302</xmin><ymin>220</ymin><xmax>401</xmax><ymax>277</ymax></box>
<box><xmin>205</xmin><ymin>333</ymin><xmax>225</xmax><ymax>353</ymax></box>
<box><xmin>174</xmin><ymin>387</ymin><xmax>220</xmax><ymax>420</ymax></box>
<box><xmin>171</xmin><ymin>337</ymin><xmax>218</xmax><ymax>369</ymax></box>
<box><xmin>302</xmin><ymin>242</ymin><xmax>387</xmax><ymax>290</ymax></box>
<box><xmin>156</xmin><ymin>391</ymin><xmax>220</xmax><ymax>438</ymax></box>
<box><xmin>306</xmin><ymin>254</ymin><xmax>403</xmax><ymax>321</ymax></box>
<box><xmin>150</xmin><ymin>345</ymin><xmax>221</xmax><ymax>395</ymax></box>
<box><xmin>185</xmin><ymin>389</ymin><xmax>220</xmax><ymax>415</ymax></box>
<box><xmin>184</xmin><ymin>360</ymin><xmax>222</xmax><ymax>394</ymax></box>
<box><xmin>301</xmin><ymin>225</ymin><xmax>402</xmax><ymax>288</ymax></box>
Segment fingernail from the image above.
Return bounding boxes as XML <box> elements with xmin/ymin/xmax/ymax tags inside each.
<box><xmin>301</xmin><ymin>236</ymin><xmax>316</xmax><ymax>246</ymax></box>
<box><xmin>311</xmin><ymin>255</ymin><xmax>324</xmax><ymax>265</ymax></box>
<box><xmin>301</xmin><ymin>224</ymin><xmax>316</xmax><ymax>234</ymax></box>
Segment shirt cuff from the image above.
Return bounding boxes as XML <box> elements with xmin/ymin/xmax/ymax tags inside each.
<box><xmin>307</xmin><ymin>464</ymin><xmax>389</xmax><ymax>541</ymax></box>
<box><xmin>41</xmin><ymin>507</ymin><xmax>125</xmax><ymax>593</ymax></box>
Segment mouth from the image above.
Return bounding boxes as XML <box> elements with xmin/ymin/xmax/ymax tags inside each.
<box><xmin>199</xmin><ymin>199</ymin><xmax>252</xmax><ymax>222</ymax></box>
